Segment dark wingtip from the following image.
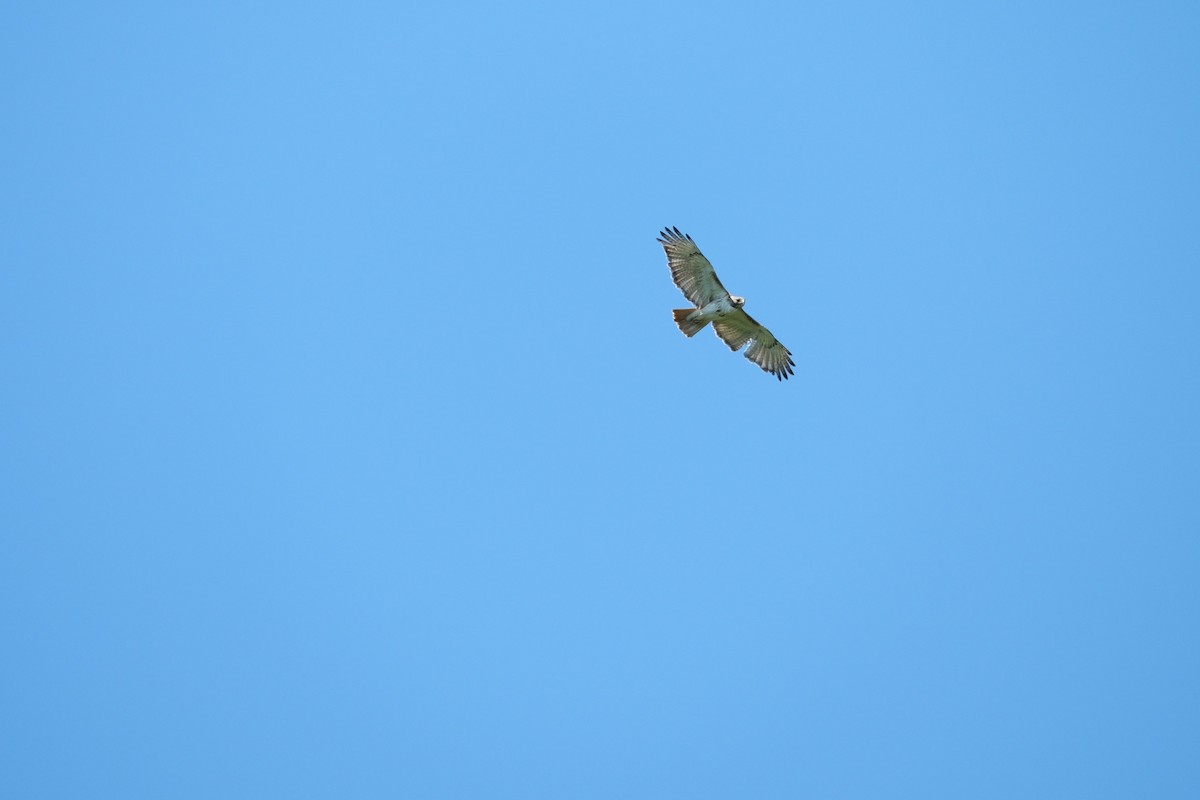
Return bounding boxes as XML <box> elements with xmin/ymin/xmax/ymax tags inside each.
<box><xmin>659</xmin><ymin>225</ymin><xmax>694</xmax><ymax>243</ymax></box>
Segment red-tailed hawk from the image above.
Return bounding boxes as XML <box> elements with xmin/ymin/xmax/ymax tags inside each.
<box><xmin>658</xmin><ymin>227</ymin><xmax>795</xmax><ymax>380</ymax></box>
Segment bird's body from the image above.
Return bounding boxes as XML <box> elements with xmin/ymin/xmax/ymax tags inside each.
<box><xmin>658</xmin><ymin>227</ymin><xmax>795</xmax><ymax>380</ymax></box>
<box><xmin>695</xmin><ymin>296</ymin><xmax>743</xmax><ymax>320</ymax></box>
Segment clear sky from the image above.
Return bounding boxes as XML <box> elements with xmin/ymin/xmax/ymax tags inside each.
<box><xmin>3</xmin><ymin>2</ymin><xmax>1199</xmax><ymax>797</ymax></box>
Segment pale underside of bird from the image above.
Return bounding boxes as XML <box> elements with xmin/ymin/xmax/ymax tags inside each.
<box><xmin>658</xmin><ymin>227</ymin><xmax>795</xmax><ymax>380</ymax></box>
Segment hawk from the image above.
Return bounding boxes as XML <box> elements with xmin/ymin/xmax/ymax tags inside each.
<box><xmin>658</xmin><ymin>227</ymin><xmax>795</xmax><ymax>380</ymax></box>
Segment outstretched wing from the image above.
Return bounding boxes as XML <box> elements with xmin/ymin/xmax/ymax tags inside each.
<box><xmin>658</xmin><ymin>227</ymin><xmax>730</xmax><ymax>307</ymax></box>
<box><xmin>712</xmin><ymin>309</ymin><xmax>795</xmax><ymax>380</ymax></box>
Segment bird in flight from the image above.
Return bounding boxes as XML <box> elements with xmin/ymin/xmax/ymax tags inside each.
<box><xmin>658</xmin><ymin>227</ymin><xmax>795</xmax><ymax>380</ymax></box>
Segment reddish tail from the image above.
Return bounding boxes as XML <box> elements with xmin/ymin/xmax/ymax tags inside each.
<box><xmin>673</xmin><ymin>308</ymin><xmax>709</xmax><ymax>338</ymax></box>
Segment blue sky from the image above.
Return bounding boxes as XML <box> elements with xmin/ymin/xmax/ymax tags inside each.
<box><xmin>3</xmin><ymin>1</ymin><xmax>1199</xmax><ymax>797</ymax></box>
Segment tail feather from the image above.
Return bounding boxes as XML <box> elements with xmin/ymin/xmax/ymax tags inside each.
<box><xmin>673</xmin><ymin>308</ymin><xmax>709</xmax><ymax>338</ymax></box>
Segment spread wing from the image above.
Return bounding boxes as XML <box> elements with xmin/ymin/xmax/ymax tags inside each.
<box><xmin>712</xmin><ymin>309</ymin><xmax>795</xmax><ymax>381</ymax></box>
<box><xmin>658</xmin><ymin>226</ymin><xmax>730</xmax><ymax>307</ymax></box>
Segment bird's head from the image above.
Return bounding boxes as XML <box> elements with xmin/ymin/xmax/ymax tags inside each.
<box><xmin>730</xmin><ymin>295</ymin><xmax>746</xmax><ymax>307</ymax></box>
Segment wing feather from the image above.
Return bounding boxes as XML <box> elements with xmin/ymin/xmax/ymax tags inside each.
<box><xmin>657</xmin><ymin>227</ymin><xmax>729</xmax><ymax>307</ymax></box>
<box><xmin>712</xmin><ymin>309</ymin><xmax>795</xmax><ymax>381</ymax></box>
